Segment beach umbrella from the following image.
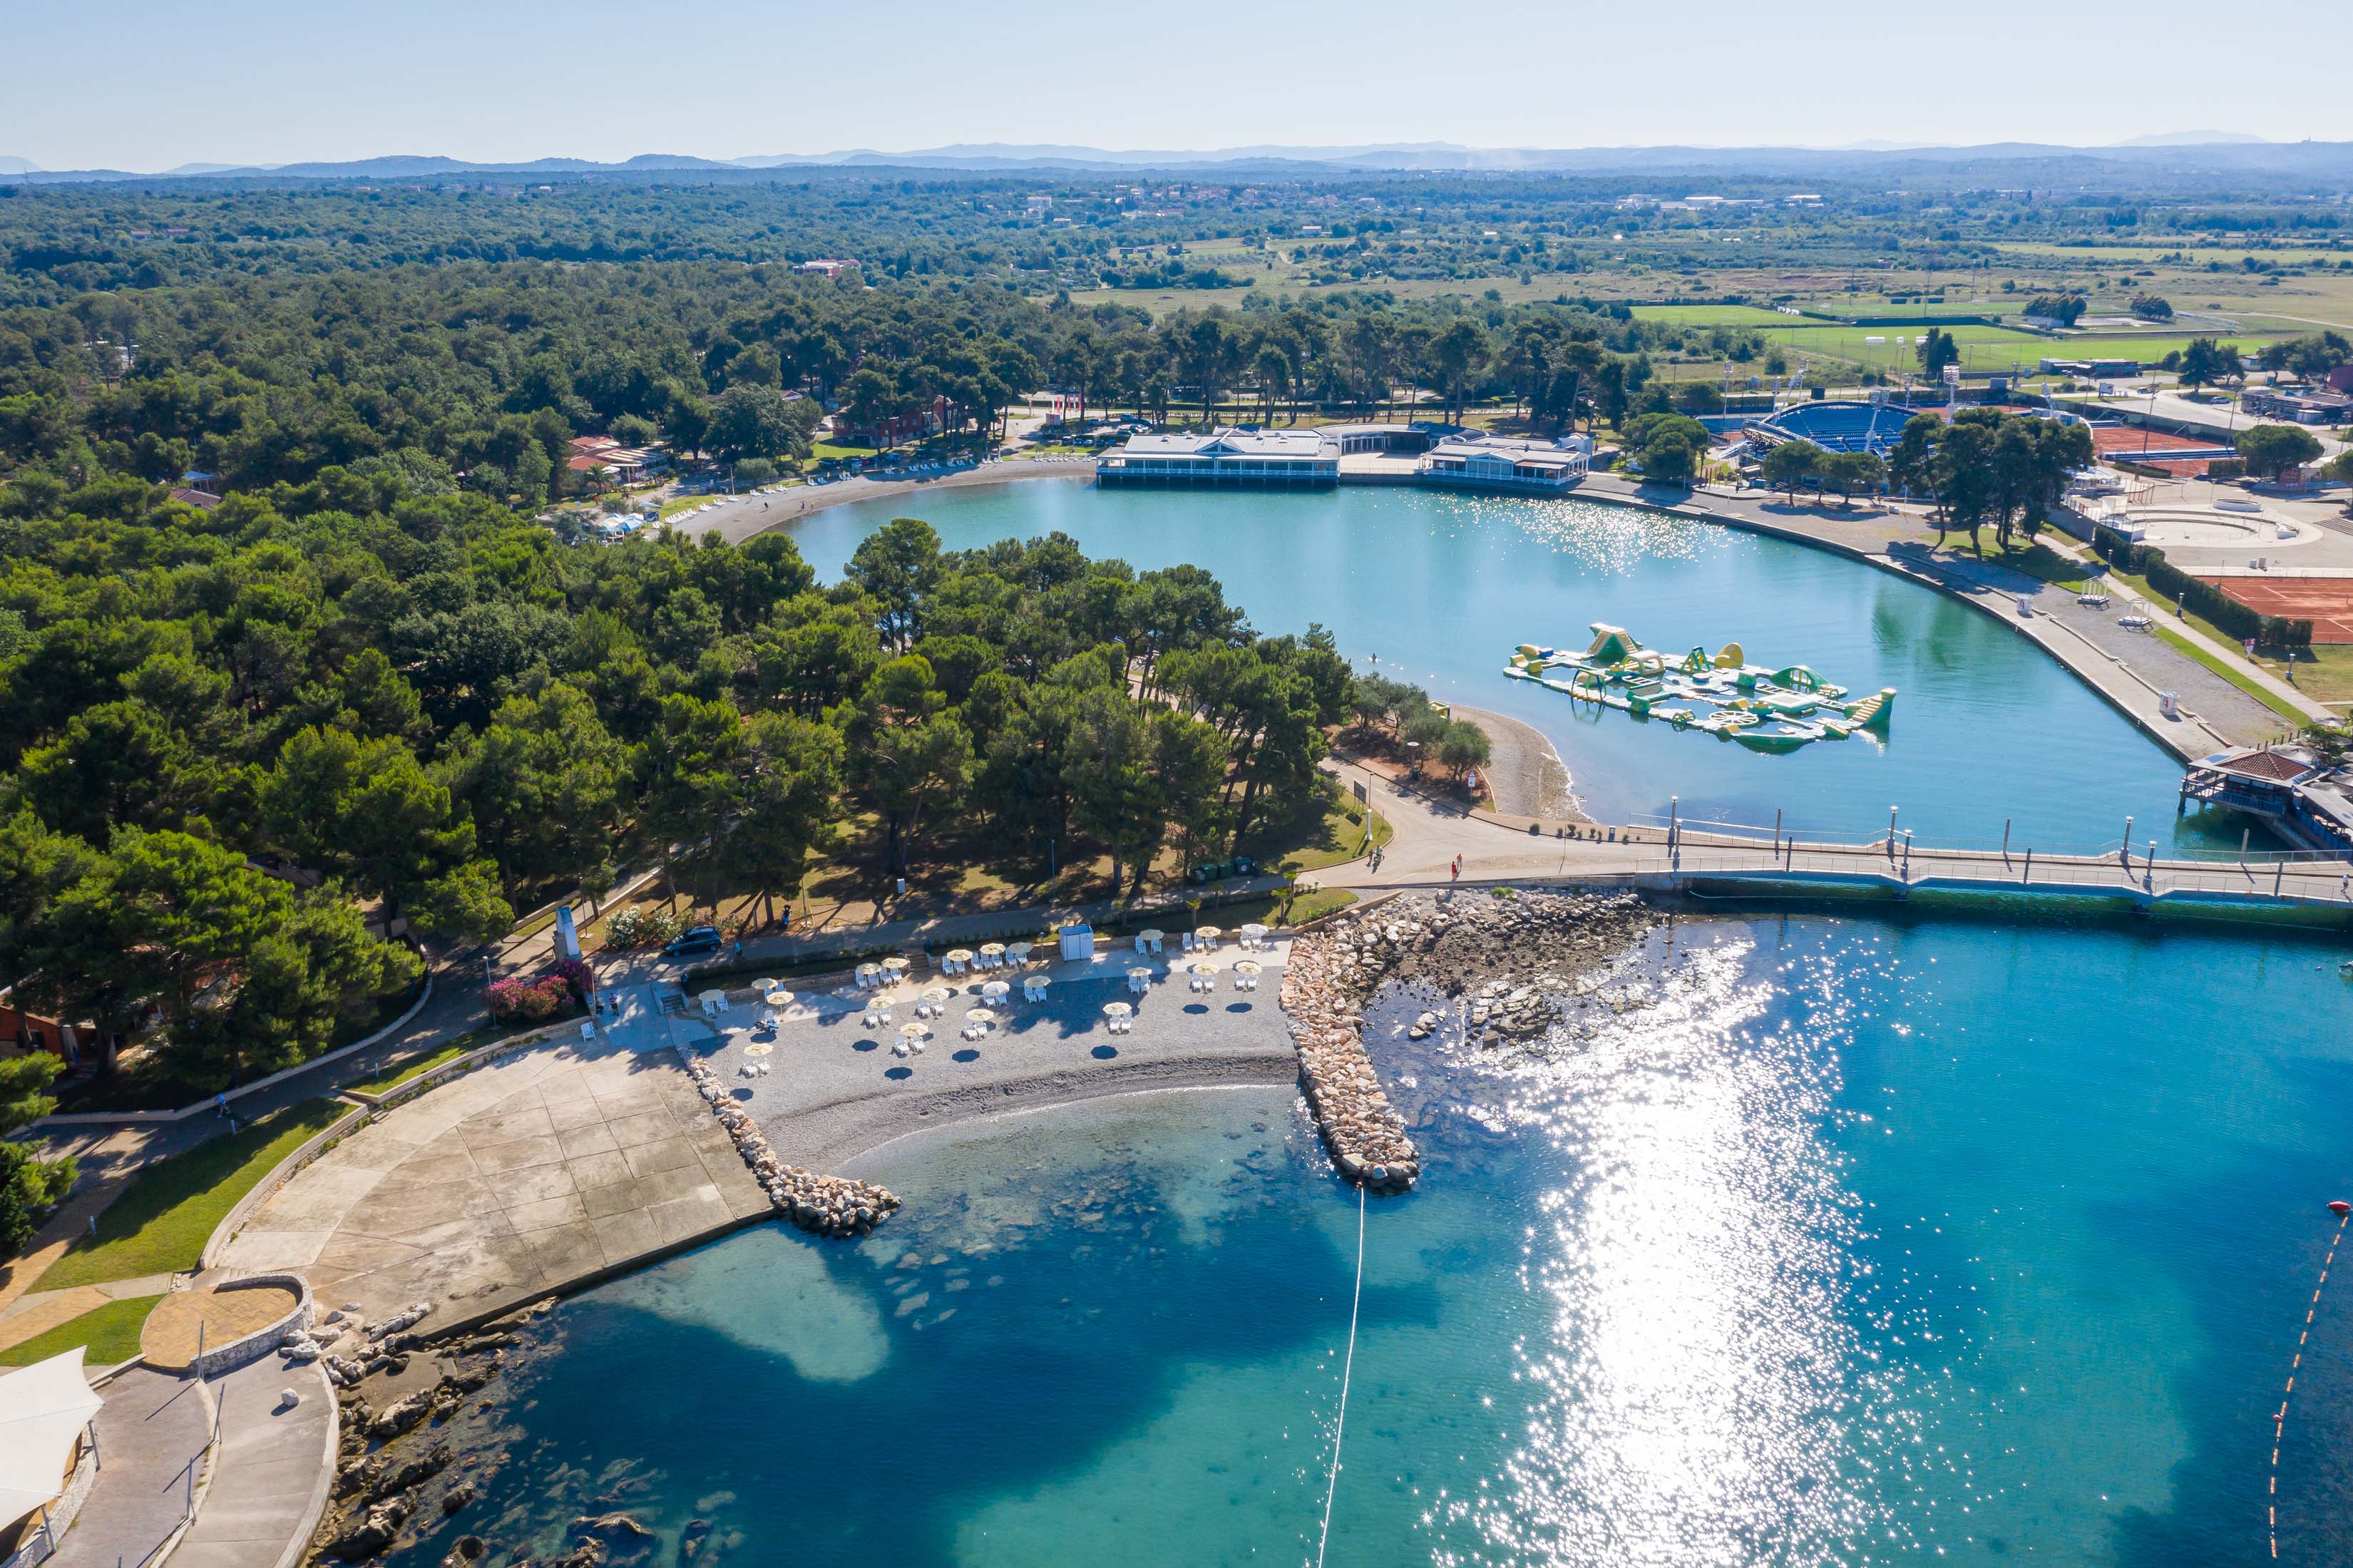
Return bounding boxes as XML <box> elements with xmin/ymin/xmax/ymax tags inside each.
<box><xmin>980</xmin><ymin>980</ymin><xmax>1010</xmax><ymax>1001</ymax></box>
<box><xmin>1191</xmin><ymin>961</ymin><xmax>1221</xmax><ymax>977</ymax></box>
<box><xmin>979</xmin><ymin>942</ymin><xmax>1006</xmax><ymax>959</ymax></box>
<box><xmin>1007</xmin><ymin>941</ymin><xmax>1035</xmax><ymax>963</ymax></box>
<box><xmin>762</xmin><ymin>988</ymin><xmax>795</xmax><ymax>1009</ymax></box>
<box><xmin>883</xmin><ymin>956</ymin><xmax>911</xmax><ymax>977</ymax></box>
<box><xmin>965</xmin><ymin>1007</ymin><xmax>998</xmax><ymax>1025</ymax></box>
<box><xmin>1234</xmin><ymin>960</ymin><xmax>1262</xmax><ymax>975</ymax></box>
<box><xmin>1195</xmin><ymin>926</ymin><xmax>1223</xmax><ymax>945</ymax></box>
<box><xmin>743</xmin><ymin>1040</ymin><xmax>774</xmax><ymax>1057</ymax></box>
<box><xmin>1103</xmin><ymin>1001</ymin><xmax>1133</xmax><ymax>1018</ymax></box>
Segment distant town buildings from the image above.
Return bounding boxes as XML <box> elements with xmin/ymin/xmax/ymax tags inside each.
<box><xmin>796</xmin><ymin>258</ymin><xmax>861</xmax><ymax>277</ymax></box>
<box><xmin>2242</xmin><ymin>387</ymin><xmax>2353</xmax><ymax>426</ymax></box>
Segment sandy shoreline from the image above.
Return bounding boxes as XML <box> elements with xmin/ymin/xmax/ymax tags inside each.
<box><xmin>701</xmin><ymin>458</ymin><xmax>1099</xmax><ymax>546</ymax></box>
<box><xmin>1453</xmin><ymin>703</ymin><xmax>1582</xmax><ymax>820</ymax></box>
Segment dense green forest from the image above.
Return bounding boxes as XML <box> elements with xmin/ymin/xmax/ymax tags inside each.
<box><xmin>0</xmin><ymin>163</ymin><xmax>2337</xmax><ymax>1182</ymax></box>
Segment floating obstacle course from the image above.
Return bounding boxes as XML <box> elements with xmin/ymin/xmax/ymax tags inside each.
<box><xmin>1504</xmin><ymin>622</ymin><xmax>1895</xmax><ymax>753</ymax></box>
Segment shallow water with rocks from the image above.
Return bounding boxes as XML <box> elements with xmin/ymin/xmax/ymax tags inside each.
<box><xmin>369</xmin><ymin>912</ymin><xmax>2353</xmax><ymax>1568</ymax></box>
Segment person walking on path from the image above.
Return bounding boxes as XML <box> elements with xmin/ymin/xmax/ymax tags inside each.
<box><xmin>1450</xmin><ymin>854</ymin><xmax>1462</xmax><ymax>882</ymax></box>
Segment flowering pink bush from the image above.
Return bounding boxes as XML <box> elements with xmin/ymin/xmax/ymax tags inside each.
<box><xmin>486</xmin><ymin>973</ymin><xmax>575</xmax><ymax>1024</ymax></box>
<box><xmin>548</xmin><ymin>956</ymin><xmax>595</xmax><ymax>1003</ymax></box>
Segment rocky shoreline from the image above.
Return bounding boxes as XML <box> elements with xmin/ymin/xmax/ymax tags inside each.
<box><xmin>1281</xmin><ymin>889</ymin><xmax>1661</xmax><ymax>1189</ymax></box>
<box><xmin>684</xmin><ymin>1058</ymin><xmax>901</xmax><ymax>1238</ymax></box>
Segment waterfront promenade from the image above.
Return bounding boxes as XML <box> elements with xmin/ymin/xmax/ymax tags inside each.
<box><xmin>1313</xmin><ymin>757</ymin><xmax>2353</xmax><ymax>916</ymax></box>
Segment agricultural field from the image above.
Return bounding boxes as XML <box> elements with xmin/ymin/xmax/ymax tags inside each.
<box><xmin>1994</xmin><ymin>242</ymin><xmax>2353</xmax><ymax>265</ymax></box>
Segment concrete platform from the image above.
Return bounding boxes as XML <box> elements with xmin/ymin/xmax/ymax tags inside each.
<box><xmin>697</xmin><ymin>943</ymin><xmax>1300</xmax><ymax>1174</ymax></box>
<box><xmin>43</xmin><ymin>1365</ymin><xmax>209</xmax><ymax>1568</ymax></box>
<box><xmin>140</xmin><ymin>1283</ymin><xmax>300</xmax><ymax>1371</ymax></box>
<box><xmin>167</xmin><ymin>1357</ymin><xmax>334</xmax><ymax>1568</ymax></box>
<box><xmin>214</xmin><ymin>1037</ymin><xmax>771</xmax><ymax>1331</ymax></box>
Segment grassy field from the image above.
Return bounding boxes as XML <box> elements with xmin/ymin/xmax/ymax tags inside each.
<box><xmin>1245</xmin><ymin>795</ymin><xmax>1391</xmax><ymax>875</ymax></box>
<box><xmin>1995</xmin><ymin>242</ymin><xmax>2353</xmax><ymax>265</ymax></box>
<box><xmin>31</xmin><ymin>1099</ymin><xmax>349</xmax><ymax>1291</ymax></box>
<box><xmin>0</xmin><ymin>1294</ymin><xmax>160</xmax><ymax>1367</ymax></box>
<box><xmin>2146</xmin><ymin>624</ymin><xmax>2312</xmax><ymax>727</ymax></box>
<box><xmin>1629</xmin><ymin>304</ymin><xmax>1811</xmax><ymax>327</ymax></box>
<box><xmin>347</xmin><ymin>1031</ymin><xmax>491</xmax><ymax>1097</ymax></box>
<box><xmin>2255</xmin><ymin>643</ymin><xmax>2353</xmax><ymax>707</ymax></box>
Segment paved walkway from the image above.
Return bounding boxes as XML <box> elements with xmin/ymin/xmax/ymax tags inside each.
<box><xmin>46</xmin><ymin>1365</ymin><xmax>210</xmax><ymax>1568</ymax></box>
<box><xmin>1309</xmin><ymin>757</ymin><xmax>2353</xmax><ymax>908</ymax></box>
<box><xmin>214</xmin><ymin>1034</ymin><xmax>769</xmax><ymax>1328</ymax></box>
<box><xmin>1579</xmin><ymin>472</ymin><xmax>2328</xmax><ymax>747</ymax></box>
<box><xmin>140</xmin><ymin>1285</ymin><xmax>299</xmax><ymax>1371</ymax></box>
<box><xmin>701</xmin><ymin>873</ymin><xmax>1289</xmax><ymax>982</ymax></box>
<box><xmin>167</xmin><ymin>1357</ymin><xmax>334</xmax><ymax>1568</ymax></box>
<box><xmin>702</xmin><ymin>936</ymin><xmax>1297</xmax><ymax>1174</ymax></box>
<box><xmin>0</xmin><ymin>1274</ymin><xmax>178</xmax><ymax>1356</ymax></box>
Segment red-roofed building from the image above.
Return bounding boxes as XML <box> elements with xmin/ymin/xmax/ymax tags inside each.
<box><xmin>567</xmin><ymin>436</ymin><xmax>667</xmax><ymax>483</ymax></box>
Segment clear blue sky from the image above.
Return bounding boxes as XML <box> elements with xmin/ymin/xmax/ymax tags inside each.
<box><xmin>6</xmin><ymin>0</ymin><xmax>2346</xmax><ymax>170</ymax></box>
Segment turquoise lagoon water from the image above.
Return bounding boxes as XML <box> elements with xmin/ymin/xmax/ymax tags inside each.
<box><xmin>386</xmin><ymin>915</ymin><xmax>2353</xmax><ymax>1568</ymax></box>
<box><xmin>782</xmin><ymin>483</ymin><xmax>2259</xmax><ymax>854</ymax></box>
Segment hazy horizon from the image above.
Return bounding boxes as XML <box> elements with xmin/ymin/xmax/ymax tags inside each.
<box><xmin>4</xmin><ymin>0</ymin><xmax>2345</xmax><ymax>173</ymax></box>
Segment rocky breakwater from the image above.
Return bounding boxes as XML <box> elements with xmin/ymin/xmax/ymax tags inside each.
<box><xmin>1281</xmin><ymin>890</ymin><xmax>1661</xmax><ymax>1189</ymax></box>
<box><xmin>684</xmin><ymin>1059</ymin><xmax>900</xmax><ymax>1238</ymax></box>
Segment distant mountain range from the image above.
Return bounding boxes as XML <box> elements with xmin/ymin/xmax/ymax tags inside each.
<box><xmin>1</xmin><ymin>135</ymin><xmax>2342</xmax><ymax>184</ymax></box>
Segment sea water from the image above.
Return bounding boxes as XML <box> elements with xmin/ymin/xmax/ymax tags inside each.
<box><xmin>782</xmin><ymin>485</ymin><xmax>2256</xmax><ymax>854</ymax></box>
<box><xmin>383</xmin><ymin>914</ymin><xmax>2353</xmax><ymax>1567</ymax></box>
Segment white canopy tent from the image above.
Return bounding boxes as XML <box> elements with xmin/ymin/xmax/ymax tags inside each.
<box><xmin>0</xmin><ymin>1346</ymin><xmax>102</xmax><ymax>1533</ymax></box>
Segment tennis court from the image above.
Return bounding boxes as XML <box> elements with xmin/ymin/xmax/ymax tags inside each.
<box><xmin>2210</xmin><ymin>578</ymin><xmax>2353</xmax><ymax>642</ymax></box>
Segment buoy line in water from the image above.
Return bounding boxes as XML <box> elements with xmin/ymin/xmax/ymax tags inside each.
<box><xmin>1317</xmin><ymin>1182</ymin><xmax>1368</xmax><ymax>1568</ymax></box>
<box><xmin>2271</xmin><ymin>1203</ymin><xmax>2351</xmax><ymax>1560</ymax></box>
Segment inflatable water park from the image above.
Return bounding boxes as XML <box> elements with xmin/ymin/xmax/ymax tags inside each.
<box><xmin>1504</xmin><ymin>624</ymin><xmax>1896</xmax><ymax>754</ymax></box>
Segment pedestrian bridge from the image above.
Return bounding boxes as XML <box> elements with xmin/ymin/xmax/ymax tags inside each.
<box><xmin>1461</xmin><ymin>818</ymin><xmax>2353</xmax><ymax>921</ymax></box>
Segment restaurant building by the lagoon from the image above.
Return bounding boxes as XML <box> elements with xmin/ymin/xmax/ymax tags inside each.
<box><xmin>1099</xmin><ymin>426</ymin><xmax>1591</xmax><ymax>495</ymax></box>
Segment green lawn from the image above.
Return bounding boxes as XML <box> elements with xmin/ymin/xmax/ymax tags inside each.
<box><xmin>31</xmin><ymin>1099</ymin><xmax>349</xmax><ymax>1291</ymax></box>
<box><xmin>347</xmin><ymin>1032</ymin><xmax>488</xmax><ymax>1097</ymax></box>
<box><xmin>0</xmin><ymin>1294</ymin><xmax>160</xmax><ymax>1367</ymax></box>
<box><xmin>1246</xmin><ymin>794</ymin><xmax>1392</xmax><ymax>876</ymax></box>
<box><xmin>1629</xmin><ymin>304</ymin><xmax>1811</xmax><ymax>327</ymax></box>
<box><xmin>2146</xmin><ymin>625</ymin><xmax>2314</xmax><ymax>727</ymax></box>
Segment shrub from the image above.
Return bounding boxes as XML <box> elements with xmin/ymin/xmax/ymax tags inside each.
<box><xmin>2091</xmin><ymin>526</ymin><xmax>2312</xmax><ymax>648</ymax></box>
<box><xmin>484</xmin><ymin>973</ymin><xmax>575</xmax><ymax>1024</ymax></box>
<box><xmin>548</xmin><ymin>955</ymin><xmax>595</xmax><ymax>1002</ymax></box>
<box><xmin>603</xmin><ymin>904</ymin><xmax>684</xmax><ymax>949</ymax></box>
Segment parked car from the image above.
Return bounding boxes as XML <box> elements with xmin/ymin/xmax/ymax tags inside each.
<box><xmin>662</xmin><ymin>925</ymin><xmax>724</xmax><ymax>958</ymax></box>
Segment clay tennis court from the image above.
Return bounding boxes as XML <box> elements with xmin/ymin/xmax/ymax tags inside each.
<box><xmin>2208</xmin><ymin>577</ymin><xmax>2353</xmax><ymax>642</ymax></box>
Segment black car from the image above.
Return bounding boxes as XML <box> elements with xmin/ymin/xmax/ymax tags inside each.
<box><xmin>662</xmin><ymin>925</ymin><xmax>724</xmax><ymax>958</ymax></box>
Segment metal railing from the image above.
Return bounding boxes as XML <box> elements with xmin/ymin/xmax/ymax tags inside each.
<box><xmin>1609</xmin><ymin>813</ymin><xmax>2353</xmax><ymax>907</ymax></box>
